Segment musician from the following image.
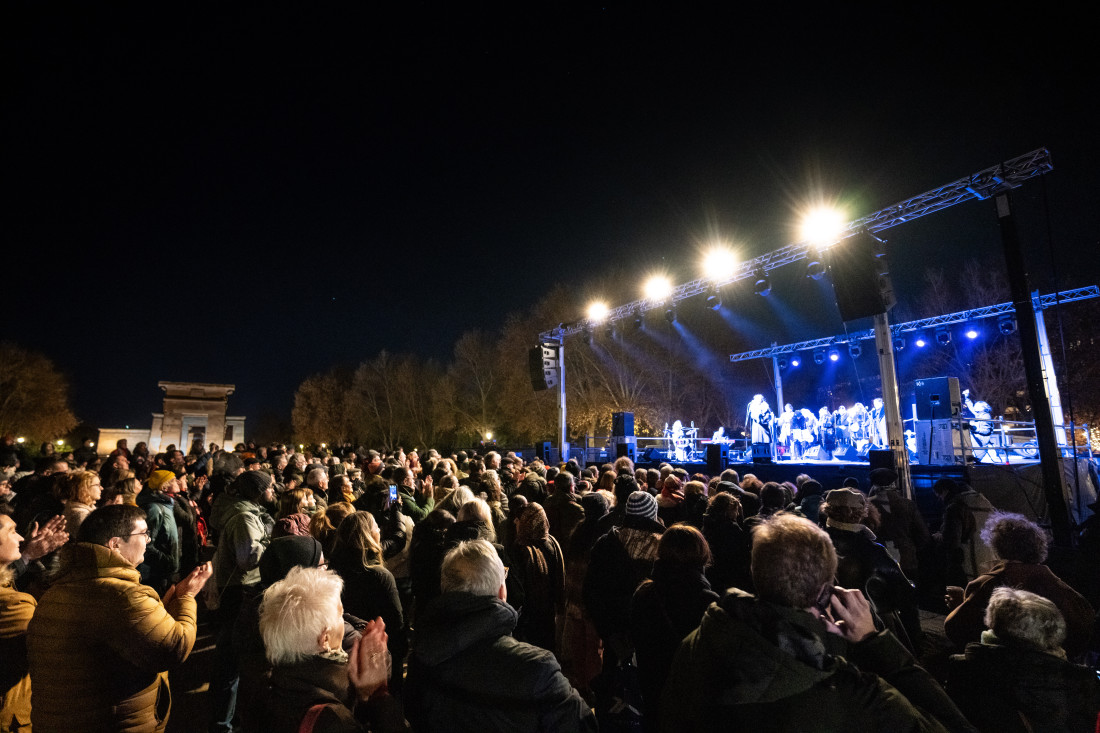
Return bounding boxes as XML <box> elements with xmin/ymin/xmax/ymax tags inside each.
<box><xmin>870</xmin><ymin>397</ymin><xmax>888</xmax><ymax>449</ymax></box>
<box><xmin>818</xmin><ymin>406</ymin><xmax>835</xmax><ymax>458</ymax></box>
<box><xmin>670</xmin><ymin>420</ymin><xmax>685</xmax><ymax>460</ymax></box>
<box><xmin>832</xmin><ymin>405</ymin><xmax>850</xmax><ymax>447</ymax></box>
<box><xmin>746</xmin><ymin>395</ymin><xmax>773</xmax><ymax>444</ymax></box>
<box><xmin>963</xmin><ymin>390</ymin><xmax>997</xmax><ymax>462</ymax></box>
<box><xmin>711</xmin><ymin>426</ymin><xmax>727</xmax><ymax>442</ymax></box>
<box><xmin>793</xmin><ymin>408</ymin><xmax>816</xmax><ymax>460</ymax></box>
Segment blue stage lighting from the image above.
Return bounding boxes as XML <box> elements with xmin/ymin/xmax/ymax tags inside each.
<box><xmin>914</xmin><ymin>336</ymin><xmax>927</xmax><ymax>347</ymax></box>
<box><xmin>813</xmin><ymin>349</ymin><xmax>825</xmax><ymax>365</ymax></box>
<box><xmin>827</xmin><ymin>347</ymin><xmax>840</xmax><ymax>362</ymax></box>
<box><xmin>849</xmin><ymin>342</ymin><xmax>862</xmax><ymax>358</ymax></box>
<box><xmin>893</xmin><ymin>336</ymin><xmax>905</xmax><ymax>351</ymax></box>
<box><xmin>790</xmin><ymin>357</ymin><xmax>800</xmax><ymax>367</ymax></box>
<box><xmin>965</xmin><ymin>328</ymin><xmax>978</xmax><ymax>339</ymax></box>
<box><xmin>935</xmin><ymin>327</ymin><xmax>952</xmax><ymax>346</ymax></box>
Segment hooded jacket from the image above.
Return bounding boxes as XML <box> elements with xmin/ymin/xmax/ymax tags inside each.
<box><xmin>406</xmin><ymin>591</ymin><xmax>595</xmax><ymax>733</ymax></box>
<box><xmin>660</xmin><ymin>590</ymin><xmax>974</xmax><ymax>733</ymax></box>
<box><xmin>27</xmin><ymin>543</ymin><xmax>198</xmax><ymax>733</ymax></box>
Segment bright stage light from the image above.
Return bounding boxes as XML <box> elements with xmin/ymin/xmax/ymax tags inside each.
<box><xmin>800</xmin><ymin>207</ymin><xmax>847</xmax><ymax>247</ymax></box>
<box><xmin>965</xmin><ymin>328</ymin><xmax>978</xmax><ymax>339</ymax></box>
<box><xmin>587</xmin><ymin>301</ymin><xmax>609</xmax><ymax>323</ymax></box>
<box><xmin>828</xmin><ymin>348</ymin><xmax>840</xmax><ymax>362</ymax></box>
<box><xmin>702</xmin><ymin>248</ymin><xmax>738</xmax><ymax>281</ymax></box>
<box><xmin>644</xmin><ymin>275</ymin><xmax>673</xmax><ymax>302</ymax></box>
<box><xmin>915</xmin><ymin>337</ymin><xmax>926</xmax><ymax>347</ymax></box>
<box><xmin>790</xmin><ymin>357</ymin><xmax>800</xmax><ymax>367</ymax></box>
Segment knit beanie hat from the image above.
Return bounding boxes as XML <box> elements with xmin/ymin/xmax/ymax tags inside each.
<box><xmin>259</xmin><ymin>535</ymin><xmax>324</xmax><ymax>587</ymax></box>
<box><xmin>625</xmin><ymin>490</ymin><xmax>658</xmax><ymax>521</ymax></box>
<box><xmin>147</xmin><ymin>470</ymin><xmax>176</xmax><ymax>491</ymax></box>
<box><xmin>233</xmin><ymin>469</ymin><xmax>274</xmax><ymax>501</ymax></box>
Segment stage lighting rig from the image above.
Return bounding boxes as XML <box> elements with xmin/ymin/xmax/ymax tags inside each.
<box><xmin>827</xmin><ymin>347</ymin><xmax>840</xmax><ymax>362</ymax></box>
<box><xmin>753</xmin><ymin>270</ymin><xmax>771</xmax><ymax>296</ymax></box>
<box><xmin>935</xmin><ymin>327</ymin><xmax>952</xmax><ymax>346</ymax></box>
<box><xmin>806</xmin><ymin>259</ymin><xmax>826</xmax><ymax>280</ymax></box>
<box><xmin>998</xmin><ymin>316</ymin><xmax>1017</xmax><ymax>335</ymax></box>
<box><xmin>705</xmin><ymin>288</ymin><xmax>722</xmax><ymax>311</ymax></box>
<box><xmin>813</xmin><ymin>349</ymin><xmax>826</xmax><ymax>365</ymax></box>
<box><xmin>893</xmin><ymin>336</ymin><xmax>905</xmax><ymax>351</ymax></box>
<box><xmin>849</xmin><ymin>342</ymin><xmax>862</xmax><ymax>358</ymax></box>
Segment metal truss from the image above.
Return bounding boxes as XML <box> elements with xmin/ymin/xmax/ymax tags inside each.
<box><xmin>540</xmin><ymin>148</ymin><xmax>1054</xmax><ymax>341</ymax></box>
<box><xmin>728</xmin><ymin>286</ymin><xmax>1098</xmax><ymax>362</ymax></box>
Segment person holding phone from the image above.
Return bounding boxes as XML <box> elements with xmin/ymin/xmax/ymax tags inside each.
<box><xmin>660</xmin><ymin>514</ymin><xmax>973</xmax><ymax>732</ymax></box>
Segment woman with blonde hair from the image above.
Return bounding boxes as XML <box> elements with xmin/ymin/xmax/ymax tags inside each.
<box><xmin>311</xmin><ymin>501</ymin><xmax>355</xmax><ymax>556</ymax></box>
<box><xmin>61</xmin><ymin>470</ymin><xmax>103</xmax><ymax>538</ymax></box>
<box><xmin>329</xmin><ymin>512</ymin><xmax>405</xmax><ymax>694</ymax></box>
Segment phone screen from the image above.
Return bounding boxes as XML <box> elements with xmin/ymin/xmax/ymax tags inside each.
<box><xmin>389</xmin><ymin>484</ymin><xmax>398</xmax><ymax>502</ymax></box>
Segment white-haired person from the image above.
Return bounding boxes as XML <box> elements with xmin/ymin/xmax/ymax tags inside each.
<box><xmin>257</xmin><ymin>565</ymin><xmax>406</xmax><ymax>732</ymax></box>
<box><xmin>946</xmin><ymin>587</ymin><xmax>1100</xmax><ymax>732</ymax></box>
<box><xmin>944</xmin><ymin>511</ymin><xmax>1095</xmax><ymax>660</ymax></box>
<box><xmin>406</xmin><ymin>539</ymin><xmax>595</xmax><ymax>732</ymax></box>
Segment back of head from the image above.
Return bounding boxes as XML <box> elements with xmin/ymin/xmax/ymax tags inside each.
<box><xmin>984</xmin><ymin>586</ymin><xmax>1066</xmax><ymax>652</ymax></box>
<box><xmin>259</xmin><ymin>566</ymin><xmax>344</xmax><ymax>666</ymax></box>
<box><xmin>751</xmin><ymin>514</ymin><xmax>837</xmax><ymax>609</ymax></box>
<box><xmin>657</xmin><ymin>525</ymin><xmax>710</xmax><ymax>569</ymax></box>
<box><xmin>440</xmin><ymin>539</ymin><xmax>505</xmax><ymax>597</ymax></box>
<box><xmin>760</xmin><ymin>482</ymin><xmax>786</xmax><ymax>510</ymax></box>
<box><xmin>77</xmin><ymin>504</ymin><xmax>147</xmax><ymax>546</ymax></box>
<box><xmin>613</xmin><ymin>474</ymin><xmax>639</xmax><ymax>504</ymax></box>
<box><xmin>983</xmin><ymin>512</ymin><xmax>1048</xmax><ymax>564</ymax></box>
<box><xmin>259</xmin><ymin>535</ymin><xmax>324</xmax><ymax>587</ymax></box>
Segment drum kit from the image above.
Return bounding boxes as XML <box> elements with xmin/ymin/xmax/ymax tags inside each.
<box><xmin>662</xmin><ymin>420</ymin><xmax>702</xmax><ymax>462</ymax></box>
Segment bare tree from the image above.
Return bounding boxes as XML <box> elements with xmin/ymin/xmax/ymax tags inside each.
<box><xmin>0</xmin><ymin>342</ymin><xmax>78</xmax><ymax>441</ymax></box>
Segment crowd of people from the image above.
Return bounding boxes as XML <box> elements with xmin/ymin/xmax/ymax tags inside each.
<box><xmin>1</xmin><ymin>436</ymin><xmax>1098</xmax><ymax>732</ymax></box>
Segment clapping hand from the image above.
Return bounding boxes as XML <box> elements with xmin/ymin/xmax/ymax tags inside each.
<box><xmin>21</xmin><ymin>515</ymin><xmax>68</xmax><ymax>562</ymax></box>
<box><xmin>349</xmin><ymin>617</ymin><xmax>391</xmax><ymax>700</ymax></box>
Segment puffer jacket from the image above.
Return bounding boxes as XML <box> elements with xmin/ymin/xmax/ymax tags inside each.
<box><xmin>0</xmin><ymin>582</ymin><xmax>34</xmax><ymax>733</ymax></box>
<box><xmin>406</xmin><ymin>591</ymin><xmax>596</xmax><ymax>733</ymax></box>
<box><xmin>26</xmin><ymin>542</ymin><xmax>198</xmax><ymax>733</ymax></box>
<box><xmin>212</xmin><ymin>500</ymin><xmax>270</xmax><ymax>591</ymax></box>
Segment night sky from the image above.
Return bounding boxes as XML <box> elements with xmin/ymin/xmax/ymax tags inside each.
<box><xmin>5</xmin><ymin>5</ymin><xmax>1098</xmax><ymax>432</ymax></box>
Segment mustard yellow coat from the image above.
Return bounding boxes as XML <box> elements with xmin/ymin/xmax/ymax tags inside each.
<box><xmin>0</xmin><ymin>581</ymin><xmax>34</xmax><ymax>733</ymax></box>
<box><xmin>27</xmin><ymin>543</ymin><xmax>198</xmax><ymax>733</ymax></box>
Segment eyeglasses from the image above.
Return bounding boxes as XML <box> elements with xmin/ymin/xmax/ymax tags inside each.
<box><xmin>127</xmin><ymin>530</ymin><xmax>151</xmax><ymax>539</ymax></box>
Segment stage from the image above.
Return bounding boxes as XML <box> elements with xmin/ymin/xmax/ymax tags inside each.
<box><xmin>629</xmin><ymin>454</ymin><xmax>1098</xmax><ymax>528</ymax></box>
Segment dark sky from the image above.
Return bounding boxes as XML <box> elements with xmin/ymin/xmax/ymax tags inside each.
<box><xmin>5</xmin><ymin>5</ymin><xmax>1098</xmax><ymax>431</ymax></box>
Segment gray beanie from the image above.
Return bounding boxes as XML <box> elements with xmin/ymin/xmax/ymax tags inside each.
<box><xmin>625</xmin><ymin>490</ymin><xmax>658</xmax><ymax>521</ymax></box>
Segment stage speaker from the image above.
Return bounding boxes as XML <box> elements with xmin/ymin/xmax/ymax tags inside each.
<box><xmin>705</xmin><ymin>443</ymin><xmax>727</xmax><ymax>475</ymax></box>
<box><xmin>803</xmin><ymin>446</ymin><xmax>822</xmax><ymax>460</ymax></box>
<box><xmin>832</xmin><ymin>444</ymin><xmax>857</xmax><ymax>461</ymax></box>
<box><xmin>528</xmin><ymin>344</ymin><xmax>560</xmax><ymax>392</ymax></box>
<box><xmin>539</xmin><ymin>441</ymin><xmax>554</xmax><ymax>464</ymax></box>
<box><xmin>615</xmin><ymin>441</ymin><xmax>637</xmax><ymax>461</ymax></box>
<box><xmin>751</xmin><ymin>442</ymin><xmax>774</xmax><ymax>463</ymax></box>
<box><xmin>913</xmin><ymin>376</ymin><xmax>961</xmax><ymax>420</ymax></box>
<box><xmin>826</xmin><ymin>232</ymin><xmax>896</xmax><ymax>322</ymax></box>
<box><xmin>641</xmin><ymin>446</ymin><xmax>664</xmax><ymax>463</ymax></box>
<box><xmin>612</xmin><ymin>411</ymin><xmax>635</xmax><ymax>437</ymax></box>
<box><xmin>868</xmin><ymin>449</ymin><xmax>894</xmax><ymax>471</ymax></box>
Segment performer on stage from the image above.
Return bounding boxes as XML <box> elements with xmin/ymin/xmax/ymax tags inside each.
<box><xmin>793</xmin><ymin>408</ymin><xmax>816</xmax><ymax>460</ymax></box>
<box><xmin>963</xmin><ymin>389</ymin><xmax>998</xmax><ymax>462</ymax></box>
<box><xmin>670</xmin><ymin>419</ymin><xmax>686</xmax><ymax>461</ymax></box>
<box><xmin>870</xmin><ymin>397</ymin><xmax>888</xmax><ymax>449</ymax></box>
<box><xmin>818</xmin><ymin>406</ymin><xmax>835</xmax><ymax>459</ymax></box>
<box><xmin>777</xmin><ymin>403</ymin><xmax>795</xmax><ymax>457</ymax></box>
<box><xmin>711</xmin><ymin>426</ymin><xmax>727</xmax><ymax>442</ymax></box>
<box><xmin>746</xmin><ymin>395</ymin><xmax>773</xmax><ymax>444</ymax></box>
<box><xmin>832</xmin><ymin>405</ymin><xmax>850</xmax><ymax>448</ymax></box>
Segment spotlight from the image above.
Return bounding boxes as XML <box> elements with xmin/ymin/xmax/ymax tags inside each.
<box><xmin>703</xmin><ymin>248</ymin><xmax>738</xmax><ymax>281</ymax></box>
<box><xmin>827</xmin><ymin>347</ymin><xmax>840</xmax><ymax>362</ymax></box>
<box><xmin>800</xmin><ymin>206</ymin><xmax>847</xmax><ymax>247</ymax></box>
<box><xmin>645</xmin><ymin>275</ymin><xmax>673</xmax><ymax>302</ymax></box>
<box><xmin>806</xmin><ymin>260</ymin><xmax>826</xmax><ymax>280</ymax></box>
<box><xmin>965</xmin><ymin>328</ymin><xmax>978</xmax><ymax>339</ymax></box>
<box><xmin>664</xmin><ymin>306</ymin><xmax>676</xmax><ymax>324</ymax></box>
<box><xmin>914</xmin><ymin>335</ymin><xmax>927</xmax><ymax>348</ymax></box>
<box><xmin>813</xmin><ymin>349</ymin><xmax>825</xmax><ymax>365</ymax></box>
<box><xmin>849</xmin><ymin>342</ymin><xmax>862</xmax><ymax>359</ymax></box>
<box><xmin>935</xmin><ymin>328</ymin><xmax>952</xmax><ymax>346</ymax></box>
<box><xmin>705</xmin><ymin>289</ymin><xmax>722</xmax><ymax>311</ymax></box>
<box><xmin>587</xmin><ymin>301</ymin><xmax>609</xmax><ymax>324</ymax></box>
<box><xmin>893</xmin><ymin>336</ymin><xmax>905</xmax><ymax>351</ymax></box>
<box><xmin>790</xmin><ymin>357</ymin><xmax>800</xmax><ymax>367</ymax></box>
<box><xmin>753</xmin><ymin>269</ymin><xmax>771</xmax><ymax>296</ymax></box>
<box><xmin>998</xmin><ymin>316</ymin><xmax>1017</xmax><ymax>335</ymax></box>
<box><xmin>777</xmin><ymin>357</ymin><xmax>789</xmax><ymax>370</ymax></box>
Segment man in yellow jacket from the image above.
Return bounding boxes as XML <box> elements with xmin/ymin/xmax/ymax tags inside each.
<box><xmin>27</xmin><ymin>504</ymin><xmax>212</xmax><ymax>733</ymax></box>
